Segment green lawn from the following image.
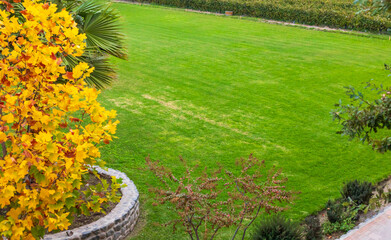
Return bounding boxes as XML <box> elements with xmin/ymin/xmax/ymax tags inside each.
<box><xmin>100</xmin><ymin>3</ymin><xmax>391</xmax><ymax>239</ymax></box>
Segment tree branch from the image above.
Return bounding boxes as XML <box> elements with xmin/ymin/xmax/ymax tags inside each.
<box><xmin>241</xmin><ymin>204</ymin><xmax>263</xmax><ymax>240</ymax></box>
<box><xmin>1</xmin><ymin>142</ymin><xmax>6</xmax><ymax>160</ymax></box>
<box><xmin>0</xmin><ymin>108</ymin><xmax>6</xmax><ymax>159</ymax></box>
<box><xmin>231</xmin><ymin>180</ymin><xmax>247</xmax><ymax>240</ymax></box>
<box><xmin>187</xmin><ymin>230</ymin><xmax>194</xmax><ymax>240</ymax></box>
<box><xmin>188</xmin><ymin>214</ymin><xmax>200</xmax><ymax>240</ymax></box>
<box><xmin>195</xmin><ymin>215</ymin><xmax>204</xmax><ymax>233</ymax></box>
<box><xmin>210</xmin><ymin>227</ymin><xmax>220</xmax><ymax>240</ymax></box>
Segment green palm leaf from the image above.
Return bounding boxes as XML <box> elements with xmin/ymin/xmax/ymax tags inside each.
<box><xmin>81</xmin><ymin>7</ymin><xmax>127</xmax><ymax>59</ymax></box>
<box><xmin>51</xmin><ymin>0</ymin><xmax>127</xmax><ymax>89</ymax></box>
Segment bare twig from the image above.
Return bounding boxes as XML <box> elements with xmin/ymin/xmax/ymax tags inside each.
<box><xmin>231</xmin><ymin>180</ymin><xmax>247</xmax><ymax>240</ymax></box>
<box><xmin>188</xmin><ymin>215</ymin><xmax>199</xmax><ymax>240</ymax></box>
<box><xmin>241</xmin><ymin>204</ymin><xmax>263</xmax><ymax>240</ymax></box>
<box><xmin>210</xmin><ymin>227</ymin><xmax>220</xmax><ymax>240</ymax></box>
<box><xmin>187</xmin><ymin>231</ymin><xmax>194</xmax><ymax>240</ymax></box>
<box><xmin>1</xmin><ymin>142</ymin><xmax>6</xmax><ymax>159</ymax></box>
<box><xmin>0</xmin><ymin>108</ymin><xmax>7</xmax><ymax>159</ymax></box>
<box><xmin>195</xmin><ymin>215</ymin><xmax>205</xmax><ymax>233</ymax></box>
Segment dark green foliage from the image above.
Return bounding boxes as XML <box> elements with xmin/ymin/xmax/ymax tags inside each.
<box><xmin>322</xmin><ymin>219</ymin><xmax>356</xmax><ymax>235</ymax></box>
<box><xmin>341</xmin><ymin>180</ymin><xmax>374</xmax><ymax>205</ymax></box>
<box><xmin>355</xmin><ymin>0</ymin><xmax>391</xmax><ymax>14</ymax></box>
<box><xmin>130</xmin><ymin>0</ymin><xmax>391</xmax><ymax>32</ymax></box>
<box><xmin>322</xmin><ymin>200</ymin><xmax>363</xmax><ymax>235</ymax></box>
<box><xmin>326</xmin><ymin>200</ymin><xmax>343</xmax><ymax>223</ymax></box>
<box><xmin>333</xmin><ymin>82</ymin><xmax>391</xmax><ymax>153</ymax></box>
<box><xmin>252</xmin><ymin>215</ymin><xmax>302</xmax><ymax>240</ymax></box>
<box><xmin>304</xmin><ymin>215</ymin><xmax>322</xmax><ymax>240</ymax></box>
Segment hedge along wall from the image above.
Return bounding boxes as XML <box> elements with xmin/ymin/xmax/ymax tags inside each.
<box><xmin>129</xmin><ymin>0</ymin><xmax>391</xmax><ymax>33</ymax></box>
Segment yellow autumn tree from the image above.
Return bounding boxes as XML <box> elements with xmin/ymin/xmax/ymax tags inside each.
<box><xmin>0</xmin><ymin>1</ymin><xmax>120</xmax><ymax>239</ymax></box>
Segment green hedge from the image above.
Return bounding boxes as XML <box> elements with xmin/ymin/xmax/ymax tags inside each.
<box><xmin>130</xmin><ymin>0</ymin><xmax>391</xmax><ymax>32</ymax></box>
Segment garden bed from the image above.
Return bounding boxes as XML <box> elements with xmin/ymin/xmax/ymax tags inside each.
<box><xmin>67</xmin><ymin>172</ymin><xmax>121</xmax><ymax>230</ymax></box>
<box><xmin>307</xmin><ymin>176</ymin><xmax>391</xmax><ymax>240</ymax></box>
<box><xmin>44</xmin><ymin>167</ymin><xmax>140</xmax><ymax>240</ymax></box>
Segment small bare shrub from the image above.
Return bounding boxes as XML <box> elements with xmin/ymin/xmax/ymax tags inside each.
<box><xmin>145</xmin><ymin>154</ymin><xmax>296</xmax><ymax>240</ymax></box>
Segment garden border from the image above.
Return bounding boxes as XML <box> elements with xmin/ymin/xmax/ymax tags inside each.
<box><xmin>337</xmin><ymin>205</ymin><xmax>391</xmax><ymax>239</ymax></box>
<box><xmin>44</xmin><ymin>167</ymin><xmax>140</xmax><ymax>240</ymax></box>
<box><xmin>114</xmin><ymin>0</ymin><xmax>391</xmax><ymax>33</ymax></box>
<box><xmin>114</xmin><ymin>1</ymin><xmax>385</xmax><ymax>38</ymax></box>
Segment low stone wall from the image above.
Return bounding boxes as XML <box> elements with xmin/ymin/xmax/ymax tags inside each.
<box><xmin>44</xmin><ymin>167</ymin><xmax>140</xmax><ymax>240</ymax></box>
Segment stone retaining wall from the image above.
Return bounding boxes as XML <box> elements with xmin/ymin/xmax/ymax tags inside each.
<box><xmin>44</xmin><ymin>167</ymin><xmax>140</xmax><ymax>240</ymax></box>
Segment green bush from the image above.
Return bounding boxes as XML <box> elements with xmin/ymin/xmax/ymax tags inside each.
<box><xmin>304</xmin><ymin>215</ymin><xmax>322</xmax><ymax>240</ymax></box>
<box><xmin>252</xmin><ymin>215</ymin><xmax>302</xmax><ymax>240</ymax></box>
<box><xmin>323</xmin><ymin>200</ymin><xmax>362</xmax><ymax>234</ymax></box>
<box><xmin>326</xmin><ymin>199</ymin><xmax>343</xmax><ymax>223</ymax></box>
<box><xmin>131</xmin><ymin>0</ymin><xmax>391</xmax><ymax>32</ymax></box>
<box><xmin>341</xmin><ymin>180</ymin><xmax>374</xmax><ymax>205</ymax></box>
<box><xmin>322</xmin><ymin>218</ymin><xmax>355</xmax><ymax>235</ymax></box>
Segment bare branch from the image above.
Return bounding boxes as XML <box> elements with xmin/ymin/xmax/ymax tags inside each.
<box><xmin>241</xmin><ymin>204</ymin><xmax>263</xmax><ymax>240</ymax></box>
<box><xmin>210</xmin><ymin>227</ymin><xmax>220</xmax><ymax>240</ymax></box>
<box><xmin>0</xmin><ymin>108</ymin><xmax>6</xmax><ymax>159</ymax></box>
<box><xmin>1</xmin><ymin>142</ymin><xmax>6</xmax><ymax>160</ymax></box>
<box><xmin>231</xmin><ymin>180</ymin><xmax>247</xmax><ymax>240</ymax></box>
<box><xmin>188</xmin><ymin>214</ymin><xmax>200</xmax><ymax>240</ymax></box>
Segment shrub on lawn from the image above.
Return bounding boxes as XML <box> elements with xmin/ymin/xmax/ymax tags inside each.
<box><xmin>146</xmin><ymin>154</ymin><xmax>296</xmax><ymax>240</ymax></box>
<box><xmin>304</xmin><ymin>215</ymin><xmax>322</xmax><ymax>240</ymax></box>
<box><xmin>326</xmin><ymin>199</ymin><xmax>343</xmax><ymax>223</ymax></box>
<box><xmin>341</xmin><ymin>180</ymin><xmax>374</xmax><ymax>205</ymax></box>
<box><xmin>252</xmin><ymin>214</ymin><xmax>302</xmax><ymax>240</ymax></box>
<box><xmin>131</xmin><ymin>0</ymin><xmax>391</xmax><ymax>32</ymax></box>
<box><xmin>0</xmin><ymin>1</ymin><xmax>120</xmax><ymax>239</ymax></box>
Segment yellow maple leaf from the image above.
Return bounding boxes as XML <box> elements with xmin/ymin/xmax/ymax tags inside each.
<box><xmin>2</xmin><ymin>114</ymin><xmax>14</xmax><ymax>124</ymax></box>
<box><xmin>35</xmin><ymin>132</ymin><xmax>52</xmax><ymax>144</ymax></box>
<box><xmin>0</xmin><ymin>132</ymin><xmax>7</xmax><ymax>142</ymax></box>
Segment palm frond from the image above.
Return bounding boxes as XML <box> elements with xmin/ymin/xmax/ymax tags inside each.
<box><xmin>73</xmin><ymin>0</ymin><xmax>127</xmax><ymax>59</ymax></box>
<box><xmin>51</xmin><ymin>0</ymin><xmax>127</xmax><ymax>88</ymax></box>
<box><xmin>62</xmin><ymin>47</ymin><xmax>116</xmax><ymax>89</ymax></box>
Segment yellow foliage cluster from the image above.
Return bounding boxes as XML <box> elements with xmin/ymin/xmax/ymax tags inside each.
<box><xmin>0</xmin><ymin>1</ymin><xmax>119</xmax><ymax>239</ymax></box>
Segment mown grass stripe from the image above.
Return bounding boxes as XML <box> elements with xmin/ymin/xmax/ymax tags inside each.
<box><xmin>101</xmin><ymin>4</ymin><xmax>391</xmax><ymax>239</ymax></box>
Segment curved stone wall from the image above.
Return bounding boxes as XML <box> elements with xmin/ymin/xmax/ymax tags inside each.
<box><xmin>44</xmin><ymin>167</ymin><xmax>140</xmax><ymax>240</ymax></box>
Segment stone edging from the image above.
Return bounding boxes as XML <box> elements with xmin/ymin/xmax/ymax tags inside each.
<box><xmin>44</xmin><ymin>167</ymin><xmax>140</xmax><ymax>240</ymax></box>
